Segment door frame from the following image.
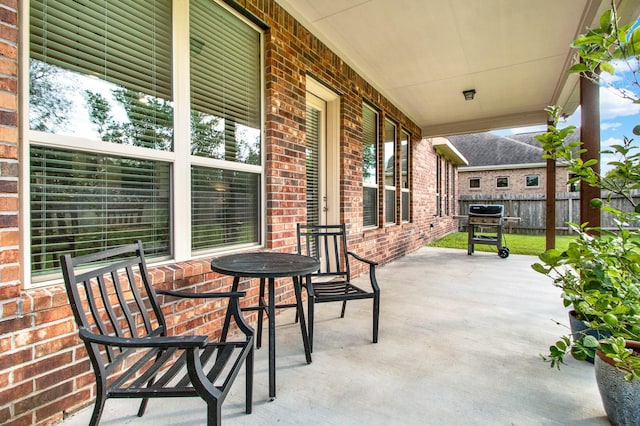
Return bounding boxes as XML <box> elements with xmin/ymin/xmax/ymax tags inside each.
<box><xmin>306</xmin><ymin>77</ymin><xmax>340</xmax><ymax>225</ymax></box>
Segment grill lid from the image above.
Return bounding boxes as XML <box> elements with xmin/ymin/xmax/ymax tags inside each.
<box><xmin>468</xmin><ymin>204</ymin><xmax>504</xmax><ymax>217</ymax></box>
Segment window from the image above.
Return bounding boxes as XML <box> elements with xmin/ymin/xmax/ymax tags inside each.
<box><xmin>400</xmin><ymin>129</ymin><xmax>410</xmax><ymax>222</ymax></box>
<box><xmin>469</xmin><ymin>177</ymin><xmax>481</xmax><ymax>189</ymax></box>
<box><xmin>384</xmin><ymin>118</ymin><xmax>396</xmax><ymax>224</ymax></box>
<box><xmin>496</xmin><ymin>176</ymin><xmax>509</xmax><ymax>188</ymax></box>
<box><xmin>444</xmin><ymin>161</ymin><xmax>450</xmax><ymax>215</ymax></box>
<box><xmin>190</xmin><ymin>0</ymin><xmax>262</xmax><ymax>252</ymax></box>
<box><xmin>362</xmin><ymin>104</ymin><xmax>378</xmax><ymax>227</ymax></box>
<box><xmin>28</xmin><ymin>0</ymin><xmax>262</xmax><ymax>279</ymax></box>
<box><xmin>525</xmin><ymin>175</ymin><xmax>540</xmax><ymax>188</ymax></box>
<box><xmin>435</xmin><ymin>155</ymin><xmax>441</xmax><ymax>216</ymax></box>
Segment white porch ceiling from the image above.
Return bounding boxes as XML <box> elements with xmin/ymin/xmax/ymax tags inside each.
<box><xmin>274</xmin><ymin>0</ymin><xmax>640</xmax><ymax>137</ymax></box>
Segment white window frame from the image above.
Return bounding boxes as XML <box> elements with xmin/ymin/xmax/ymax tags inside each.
<box><xmin>362</xmin><ymin>103</ymin><xmax>379</xmax><ymax>229</ymax></box>
<box><xmin>525</xmin><ymin>174</ymin><xmax>540</xmax><ymax>188</ymax></box>
<box><xmin>400</xmin><ymin>129</ymin><xmax>410</xmax><ymax>223</ymax></box>
<box><xmin>469</xmin><ymin>177</ymin><xmax>481</xmax><ymax>190</ymax></box>
<box><xmin>383</xmin><ymin>118</ymin><xmax>397</xmax><ymax>225</ymax></box>
<box><xmin>21</xmin><ymin>0</ymin><xmax>265</xmax><ymax>287</ymax></box>
<box><xmin>496</xmin><ymin>176</ymin><xmax>509</xmax><ymax>189</ymax></box>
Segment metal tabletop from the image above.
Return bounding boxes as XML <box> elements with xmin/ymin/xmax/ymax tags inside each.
<box><xmin>210</xmin><ymin>251</ymin><xmax>320</xmax><ymax>278</ymax></box>
<box><xmin>211</xmin><ymin>251</ymin><xmax>319</xmax><ymax>400</ymax></box>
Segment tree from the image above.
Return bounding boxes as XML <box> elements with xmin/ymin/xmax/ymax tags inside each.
<box><xmin>29</xmin><ymin>60</ymin><xmax>73</xmax><ymax>132</ymax></box>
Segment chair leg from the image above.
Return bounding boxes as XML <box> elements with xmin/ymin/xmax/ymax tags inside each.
<box><xmin>340</xmin><ymin>300</ymin><xmax>347</xmax><ymax>318</ymax></box>
<box><xmin>137</xmin><ymin>398</ymin><xmax>149</xmax><ymax>418</ymax></box>
<box><xmin>88</xmin><ymin>386</ymin><xmax>106</xmax><ymax>426</ymax></box>
<box><xmin>207</xmin><ymin>402</ymin><xmax>223</xmax><ymax>426</ymax></box>
<box><xmin>373</xmin><ymin>294</ymin><xmax>380</xmax><ymax>343</ymax></box>
<box><xmin>246</xmin><ymin>346</ymin><xmax>254</xmax><ymax>414</ymax></box>
<box><xmin>308</xmin><ymin>296</ymin><xmax>314</xmax><ymax>353</ymax></box>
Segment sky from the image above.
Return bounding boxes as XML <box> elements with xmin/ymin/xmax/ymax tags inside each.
<box><xmin>491</xmin><ymin>66</ymin><xmax>640</xmax><ymax>171</ymax></box>
<box><xmin>492</xmin><ymin>20</ymin><xmax>640</xmax><ymax>172</ymax></box>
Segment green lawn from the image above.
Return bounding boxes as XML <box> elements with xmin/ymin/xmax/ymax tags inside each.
<box><xmin>427</xmin><ymin>232</ymin><xmax>575</xmax><ymax>256</ymax></box>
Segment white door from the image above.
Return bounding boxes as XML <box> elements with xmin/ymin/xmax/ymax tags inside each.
<box><xmin>306</xmin><ymin>78</ymin><xmax>339</xmax><ymax>226</ymax></box>
<box><xmin>305</xmin><ymin>93</ymin><xmax>327</xmax><ymax>226</ymax></box>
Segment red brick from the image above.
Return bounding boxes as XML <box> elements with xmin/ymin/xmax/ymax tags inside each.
<box><xmin>0</xmin><ymin>315</ymin><xmax>30</xmax><ymax>337</ymax></box>
<box><xmin>36</xmin><ymin>389</ymin><xmax>91</xmax><ymax>424</ymax></box>
<box><xmin>0</xmin><ymin>8</ymin><xmax>17</xmax><ymax>26</ymax></box>
<box><xmin>0</xmin><ymin>129</ymin><xmax>18</xmax><ymax>145</ymax></box>
<box><xmin>14</xmin><ymin>320</ymin><xmax>75</xmax><ymax>347</ymax></box>
<box><xmin>0</xmin><ymin>380</ymin><xmax>33</xmax><ymax>406</ymax></box>
<box><xmin>0</xmin><ymin>406</ymin><xmax>10</xmax><ymax>425</ymax></box>
<box><xmin>14</xmin><ymin>380</ymin><xmax>73</xmax><ymax>417</ymax></box>
<box><xmin>34</xmin><ymin>305</ymin><xmax>72</xmax><ymax>326</ymax></box>
<box><xmin>1</xmin><ymin>0</ymin><xmax>18</xmax><ymax>12</ymax></box>
<box><xmin>0</xmin><ymin>281</ymin><xmax>19</xmax><ymax>299</ymax></box>
<box><xmin>0</xmin><ymin>213</ymin><xmax>17</xmax><ymax>227</ymax></box>
<box><xmin>3</xmin><ymin>413</ymin><xmax>33</xmax><ymax>426</ymax></box>
<box><xmin>0</xmin><ymin>263</ymin><xmax>19</xmax><ymax>281</ymax></box>
<box><xmin>0</xmin><ymin>229</ymin><xmax>18</xmax><ymax>245</ymax></box>
<box><xmin>34</xmin><ymin>334</ymin><xmax>79</xmax><ymax>358</ymax></box>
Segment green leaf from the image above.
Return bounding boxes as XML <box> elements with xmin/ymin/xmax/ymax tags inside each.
<box><xmin>599</xmin><ymin>9</ymin><xmax>612</xmax><ymax>31</ymax></box>
<box><xmin>600</xmin><ymin>62</ymin><xmax>616</xmax><ymax>75</ymax></box>
<box><xmin>582</xmin><ymin>335</ymin><xmax>599</xmax><ymax>348</ymax></box>
<box><xmin>568</xmin><ymin>63</ymin><xmax>590</xmax><ymax>74</ymax></box>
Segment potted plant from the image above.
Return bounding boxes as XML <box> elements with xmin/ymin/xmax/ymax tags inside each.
<box><xmin>531</xmin><ymin>3</ymin><xmax>640</xmax><ymax>424</ymax></box>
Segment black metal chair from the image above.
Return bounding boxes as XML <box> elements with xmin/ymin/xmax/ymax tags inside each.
<box><xmin>61</xmin><ymin>241</ymin><xmax>254</xmax><ymax>426</ymax></box>
<box><xmin>296</xmin><ymin>224</ymin><xmax>380</xmax><ymax>351</ymax></box>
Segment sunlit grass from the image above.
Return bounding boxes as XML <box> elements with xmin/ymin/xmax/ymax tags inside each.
<box><xmin>427</xmin><ymin>232</ymin><xmax>575</xmax><ymax>256</ymax></box>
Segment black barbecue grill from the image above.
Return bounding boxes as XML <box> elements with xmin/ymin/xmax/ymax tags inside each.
<box><xmin>467</xmin><ymin>204</ymin><xmax>510</xmax><ymax>258</ymax></box>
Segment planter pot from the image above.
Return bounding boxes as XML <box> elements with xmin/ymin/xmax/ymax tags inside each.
<box><xmin>594</xmin><ymin>340</ymin><xmax>640</xmax><ymax>426</ymax></box>
<box><xmin>568</xmin><ymin>310</ymin><xmax>610</xmax><ymax>363</ymax></box>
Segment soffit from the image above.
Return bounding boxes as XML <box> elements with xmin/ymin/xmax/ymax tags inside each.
<box><xmin>274</xmin><ymin>0</ymin><xmax>640</xmax><ymax>137</ymax></box>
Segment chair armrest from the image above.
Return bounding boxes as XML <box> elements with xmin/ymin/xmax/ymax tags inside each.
<box><xmin>347</xmin><ymin>251</ymin><xmax>378</xmax><ymax>266</ymax></box>
<box><xmin>79</xmin><ymin>328</ymin><xmax>208</xmax><ymax>348</ymax></box>
<box><xmin>156</xmin><ymin>289</ymin><xmax>246</xmax><ymax>299</ymax></box>
<box><xmin>346</xmin><ymin>251</ymin><xmax>380</xmax><ymax>292</ymax></box>
<box><xmin>156</xmin><ymin>290</ymin><xmax>253</xmax><ymax>340</ymax></box>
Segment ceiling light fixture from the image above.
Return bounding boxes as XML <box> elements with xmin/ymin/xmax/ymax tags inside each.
<box><xmin>463</xmin><ymin>89</ymin><xmax>476</xmax><ymax>101</ymax></box>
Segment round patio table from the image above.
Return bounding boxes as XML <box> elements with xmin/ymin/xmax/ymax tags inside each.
<box><xmin>210</xmin><ymin>251</ymin><xmax>319</xmax><ymax>400</ymax></box>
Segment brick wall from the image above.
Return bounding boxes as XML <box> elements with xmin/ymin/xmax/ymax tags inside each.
<box><xmin>0</xmin><ymin>1</ymin><xmax>458</xmax><ymax>424</ymax></box>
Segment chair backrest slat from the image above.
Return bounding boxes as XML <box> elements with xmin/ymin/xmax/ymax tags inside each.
<box><xmin>61</xmin><ymin>241</ymin><xmax>166</xmax><ymax>371</ymax></box>
<box><xmin>297</xmin><ymin>224</ymin><xmax>350</xmax><ymax>278</ymax></box>
<box><xmin>125</xmin><ymin>264</ymin><xmax>154</xmax><ymax>336</ymax></box>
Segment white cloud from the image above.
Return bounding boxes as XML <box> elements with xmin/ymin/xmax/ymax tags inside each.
<box><xmin>601</xmin><ymin>136</ymin><xmax>623</xmax><ymax>149</ymax></box>
<box><xmin>599</xmin><ymin>85</ymin><xmax>640</xmax><ymax>120</ymax></box>
<box><xmin>601</xmin><ymin>121</ymin><xmax>622</xmax><ymax>130</ymax></box>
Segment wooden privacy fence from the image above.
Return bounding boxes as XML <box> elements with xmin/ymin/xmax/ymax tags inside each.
<box><xmin>458</xmin><ymin>191</ymin><xmax>640</xmax><ymax>235</ymax></box>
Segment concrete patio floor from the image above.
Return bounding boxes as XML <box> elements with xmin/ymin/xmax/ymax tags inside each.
<box><xmin>57</xmin><ymin>247</ymin><xmax>609</xmax><ymax>426</ymax></box>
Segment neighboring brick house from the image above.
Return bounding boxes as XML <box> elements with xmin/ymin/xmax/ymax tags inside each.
<box><xmin>448</xmin><ymin>131</ymin><xmax>581</xmax><ymax>233</ymax></box>
<box><xmin>448</xmin><ymin>131</ymin><xmax>579</xmax><ymax>197</ymax></box>
<box><xmin>0</xmin><ymin>2</ymin><xmax>464</xmax><ymax>424</ymax></box>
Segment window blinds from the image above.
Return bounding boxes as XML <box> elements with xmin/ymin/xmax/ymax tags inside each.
<box><xmin>305</xmin><ymin>104</ymin><xmax>321</xmax><ymax>227</ymax></box>
<box><xmin>30</xmin><ymin>0</ymin><xmax>172</xmax><ymax>101</ymax></box>
<box><xmin>190</xmin><ymin>0</ymin><xmax>261</xmax><ymax>134</ymax></box>
<box><xmin>30</xmin><ymin>146</ymin><xmax>171</xmax><ymax>276</ymax></box>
